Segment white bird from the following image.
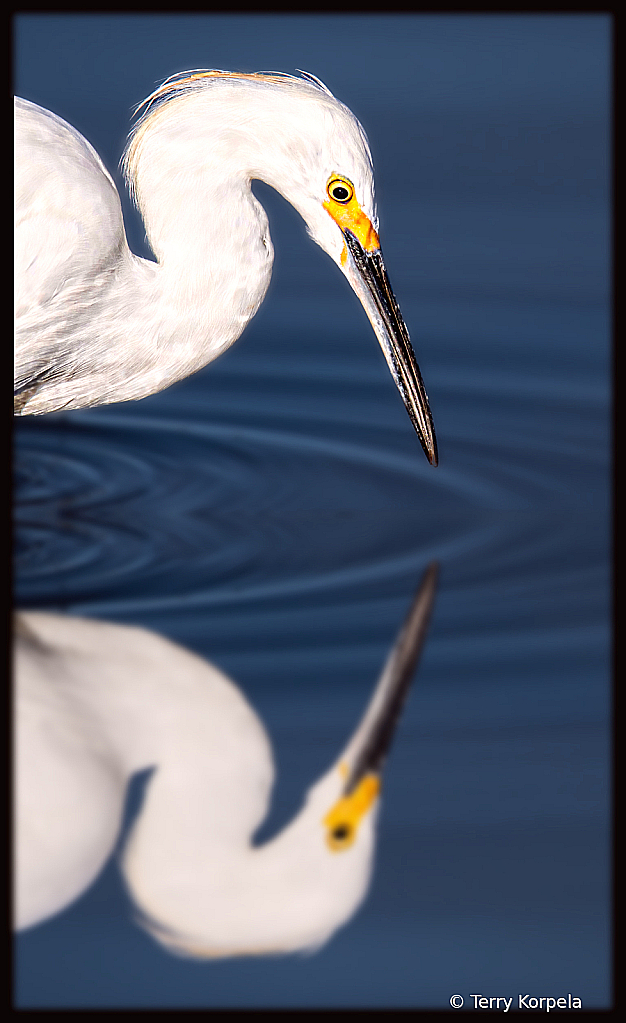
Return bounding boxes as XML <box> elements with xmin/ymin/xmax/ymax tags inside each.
<box><xmin>14</xmin><ymin>70</ymin><xmax>437</xmax><ymax>465</ymax></box>
<box><xmin>14</xmin><ymin>563</ymin><xmax>438</xmax><ymax>958</ymax></box>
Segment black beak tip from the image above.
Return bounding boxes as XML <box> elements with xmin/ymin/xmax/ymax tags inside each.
<box><xmin>417</xmin><ymin>423</ymin><xmax>438</xmax><ymax>467</ymax></box>
<box><xmin>342</xmin><ymin>227</ymin><xmax>439</xmax><ymax>468</ymax></box>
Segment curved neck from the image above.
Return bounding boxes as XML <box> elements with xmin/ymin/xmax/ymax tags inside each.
<box><xmin>128</xmin><ymin>174</ymin><xmax>273</xmax><ymax>388</ymax></box>
<box><xmin>125</xmin><ymin>82</ymin><xmax>329</xmax><ymax>254</ymax></box>
<box><xmin>114</xmin><ymin>95</ymin><xmax>290</xmax><ymax>398</ymax></box>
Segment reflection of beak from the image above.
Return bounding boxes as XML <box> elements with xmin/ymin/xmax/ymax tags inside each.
<box><xmin>343</xmin><ymin>229</ymin><xmax>438</xmax><ymax>467</ymax></box>
<box><xmin>341</xmin><ymin>561</ymin><xmax>439</xmax><ymax>795</ymax></box>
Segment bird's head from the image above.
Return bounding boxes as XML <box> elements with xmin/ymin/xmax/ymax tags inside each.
<box><xmin>250</xmin><ymin>74</ymin><xmax>438</xmax><ymax>466</ymax></box>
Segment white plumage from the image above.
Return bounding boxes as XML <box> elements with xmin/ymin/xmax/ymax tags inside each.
<box><xmin>14</xmin><ymin>70</ymin><xmax>437</xmax><ymax>464</ymax></box>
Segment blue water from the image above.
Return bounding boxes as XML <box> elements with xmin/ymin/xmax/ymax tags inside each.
<box><xmin>13</xmin><ymin>13</ymin><xmax>611</xmax><ymax>1010</ymax></box>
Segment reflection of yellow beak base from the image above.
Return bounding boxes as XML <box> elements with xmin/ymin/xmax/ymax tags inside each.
<box><xmin>323</xmin><ymin>773</ymin><xmax>380</xmax><ymax>852</ymax></box>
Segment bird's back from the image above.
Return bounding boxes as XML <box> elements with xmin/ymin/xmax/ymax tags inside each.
<box><xmin>14</xmin><ymin>99</ymin><xmax>127</xmax><ymax>408</ymax></box>
<box><xmin>15</xmin><ymin>99</ymin><xmax>123</xmax><ymax>310</ymax></box>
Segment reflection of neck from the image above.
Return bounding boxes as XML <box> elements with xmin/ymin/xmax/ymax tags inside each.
<box><xmin>122</xmin><ymin>767</ymin><xmax>373</xmax><ymax>957</ymax></box>
<box><xmin>18</xmin><ymin>611</ymin><xmax>374</xmax><ymax>956</ymax></box>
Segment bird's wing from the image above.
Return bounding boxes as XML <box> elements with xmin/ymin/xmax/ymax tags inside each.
<box><xmin>14</xmin><ymin>99</ymin><xmax>128</xmax><ymax>406</ymax></box>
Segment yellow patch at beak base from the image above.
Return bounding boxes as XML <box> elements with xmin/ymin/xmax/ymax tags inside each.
<box><xmin>323</xmin><ymin>773</ymin><xmax>381</xmax><ymax>851</ymax></box>
<box><xmin>324</xmin><ymin>175</ymin><xmax>380</xmax><ymax>253</ymax></box>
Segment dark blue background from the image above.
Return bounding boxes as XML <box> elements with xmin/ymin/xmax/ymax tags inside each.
<box><xmin>13</xmin><ymin>13</ymin><xmax>611</xmax><ymax>1009</ymax></box>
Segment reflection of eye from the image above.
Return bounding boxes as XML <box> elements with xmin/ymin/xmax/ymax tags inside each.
<box><xmin>327</xmin><ymin>821</ymin><xmax>354</xmax><ymax>851</ymax></box>
<box><xmin>327</xmin><ymin>178</ymin><xmax>354</xmax><ymax>204</ymax></box>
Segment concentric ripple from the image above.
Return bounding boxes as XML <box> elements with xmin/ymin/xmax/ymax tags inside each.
<box><xmin>14</xmin><ymin>412</ymin><xmax>473</xmax><ymax>611</ymax></box>
<box><xmin>13</xmin><ymin>349</ymin><xmax>608</xmax><ymax>618</ymax></box>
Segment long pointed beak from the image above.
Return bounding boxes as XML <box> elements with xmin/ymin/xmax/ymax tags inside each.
<box><xmin>341</xmin><ymin>561</ymin><xmax>439</xmax><ymax>795</ymax></box>
<box><xmin>343</xmin><ymin>229</ymin><xmax>438</xmax><ymax>467</ymax></box>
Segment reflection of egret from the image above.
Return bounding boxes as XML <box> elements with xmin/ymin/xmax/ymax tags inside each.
<box><xmin>14</xmin><ymin>70</ymin><xmax>437</xmax><ymax>465</ymax></box>
<box><xmin>15</xmin><ymin>564</ymin><xmax>438</xmax><ymax>957</ymax></box>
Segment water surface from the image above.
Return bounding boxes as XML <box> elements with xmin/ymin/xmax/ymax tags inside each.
<box><xmin>14</xmin><ymin>13</ymin><xmax>611</xmax><ymax>1009</ymax></box>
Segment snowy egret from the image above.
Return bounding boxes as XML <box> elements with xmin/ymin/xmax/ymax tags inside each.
<box><xmin>14</xmin><ymin>70</ymin><xmax>437</xmax><ymax>465</ymax></box>
<box><xmin>15</xmin><ymin>563</ymin><xmax>438</xmax><ymax>957</ymax></box>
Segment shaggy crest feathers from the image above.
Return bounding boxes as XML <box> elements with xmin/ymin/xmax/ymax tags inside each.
<box><xmin>121</xmin><ymin>69</ymin><xmax>337</xmax><ymax>203</ymax></box>
<box><xmin>133</xmin><ymin>68</ymin><xmax>334</xmax><ymax>118</ymax></box>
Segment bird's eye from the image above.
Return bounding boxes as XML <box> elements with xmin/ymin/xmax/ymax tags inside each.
<box><xmin>327</xmin><ymin>178</ymin><xmax>354</xmax><ymax>204</ymax></box>
<box><xmin>327</xmin><ymin>821</ymin><xmax>354</xmax><ymax>851</ymax></box>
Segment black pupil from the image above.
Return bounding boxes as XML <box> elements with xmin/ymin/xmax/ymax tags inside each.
<box><xmin>333</xmin><ymin>186</ymin><xmax>350</xmax><ymax>201</ymax></box>
<box><xmin>332</xmin><ymin>825</ymin><xmax>350</xmax><ymax>841</ymax></box>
